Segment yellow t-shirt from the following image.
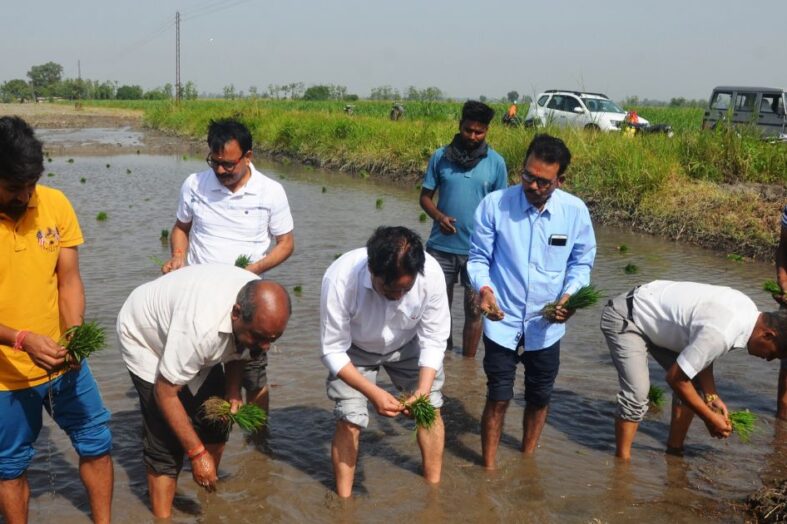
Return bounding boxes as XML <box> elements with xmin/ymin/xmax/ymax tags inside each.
<box><xmin>0</xmin><ymin>185</ymin><xmax>84</xmax><ymax>390</ymax></box>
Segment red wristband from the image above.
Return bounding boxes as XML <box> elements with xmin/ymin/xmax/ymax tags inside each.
<box><xmin>189</xmin><ymin>449</ymin><xmax>208</xmax><ymax>462</ymax></box>
<box><xmin>186</xmin><ymin>444</ymin><xmax>205</xmax><ymax>459</ymax></box>
<box><xmin>13</xmin><ymin>330</ymin><xmax>29</xmax><ymax>351</ymax></box>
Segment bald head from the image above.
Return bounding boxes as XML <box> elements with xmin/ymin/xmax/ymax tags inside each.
<box><xmin>232</xmin><ymin>280</ymin><xmax>291</xmax><ymax>357</ymax></box>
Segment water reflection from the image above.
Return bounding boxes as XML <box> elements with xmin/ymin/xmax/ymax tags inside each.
<box><xmin>27</xmin><ymin>151</ymin><xmax>781</xmax><ymax>522</ymax></box>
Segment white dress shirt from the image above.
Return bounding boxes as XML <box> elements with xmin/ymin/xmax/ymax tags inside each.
<box><xmin>117</xmin><ymin>264</ymin><xmax>259</xmax><ymax>393</ymax></box>
<box><xmin>320</xmin><ymin>248</ymin><xmax>450</xmax><ymax>376</ymax></box>
<box><xmin>176</xmin><ymin>163</ymin><xmax>294</xmax><ymax>267</ymax></box>
<box><xmin>632</xmin><ymin>280</ymin><xmax>759</xmax><ymax>379</ymax></box>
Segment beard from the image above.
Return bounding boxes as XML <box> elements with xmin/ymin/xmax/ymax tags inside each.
<box><xmin>0</xmin><ymin>200</ymin><xmax>28</xmax><ymax>219</ymax></box>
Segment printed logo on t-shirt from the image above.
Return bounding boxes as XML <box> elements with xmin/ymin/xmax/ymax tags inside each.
<box><xmin>36</xmin><ymin>226</ymin><xmax>60</xmax><ymax>252</ymax></box>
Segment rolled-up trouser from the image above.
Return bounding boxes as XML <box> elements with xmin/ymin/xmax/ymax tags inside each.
<box><xmin>600</xmin><ymin>291</ymin><xmax>682</xmax><ymax>422</ymax></box>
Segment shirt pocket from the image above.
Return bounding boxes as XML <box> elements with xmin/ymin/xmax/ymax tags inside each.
<box><xmin>543</xmin><ymin>242</ymin><xmax>571</xmax><ymax>273</ymax></box>
<box><xmin>391</xmin><ymin>305</ymin><xmax>422</xmax><ymax>331</ymax></box>
<box><xmin>233</xmin><ymin>204</ymin><xmax>271</xmax><ymax>235</ymax></box>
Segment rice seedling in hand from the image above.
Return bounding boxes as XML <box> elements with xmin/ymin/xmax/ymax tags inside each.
<box><xmin>149</xmin><ymin>255</ymin><xmax>165</xmax><ymax>268</ymax></box>
<box><xmin>60</xmin><ymin>321</ymin><xmax>106</xmax><ymax>365</ymax></box>
<box><xmin>201</xmin><ymin>397</ymin><xmax>267</xmax><ymax>434</ymax></box>
<box><xmin>234</xmin><ymin>254</ymin><xmax>252</xmax><ymax>268</ymax></box>
<box><xmin>400</xmin><ymin>393</ymin><xmax>437</xmax><ymax>430</ymax></box>
<box><xmin>648</xmin><ymin>385</ymin><xmax>666</xmax><ymax>408</ymax></box>
<box><xmin>541</xmin><ymin>285</ymin><xmax>603</xmax><ymax>321</ymax></box>
<box><xmin>764</xmin><ymin>280</ymin><xmax>782</xmax><ymax>295</ymax></box>
<box><xmin>729</xmin><ymin>410</ymin><xmax>756</xmax><ymax>443</ymax></box>
<box><xmin>96</xmin><ymin>211</ymin><xmax>108</xmax><ymax>221</ymax></box>
<box><xmin>624</xmin><ymin>263</ymin><xmax>638</xmax><ymax>274</ymax></box>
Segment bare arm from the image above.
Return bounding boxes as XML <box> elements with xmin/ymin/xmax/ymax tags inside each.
<box><xmin>161</xmin><ymin>220</ymin><xmax>191</xmax><ymax>274</ymax></box>
<box><xmin>224</xmin><ymin>360</ymin><xmax>245</xmax><ymax>413</ymax></box>
<box><xmin>248</xmin><ymin>231</ymin><xmax>294</xmax><ymax>275</ymax></box>
<box><xmin>336</xmin><ymin>362</ymin><xmax>403</xmax><ymax>417</ymax></box>
<box><xmin>778</xmin><ymin>367</ymin><xmax>787</xmax><ymax>421</ymax></box>
<box><xmin>419</xmin><ymin>188</ymin><xmax>456</xmax><ymax>234</ymax></box>
<box><xmin>666</xmin><ymin>362</ymin><xmax>731</xmax><ymax>438</ymax></box>
<box><xmin>57</xmin><ymin>246</ymin><xmax>85</xmax><ymax>328</ymax></box>
<box><xmin>0</xmin><ymin>324</ymin><xmax>66</xmax><ymax>371</ymax></box>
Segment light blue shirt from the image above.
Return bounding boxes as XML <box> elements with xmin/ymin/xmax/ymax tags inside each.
<box><xmin>423</xmin><ymin>147</ymin><xmax>508</xmax><ymax>255</ymax></box>
<box><xmin>467</xmin><ymin>186</ymin><xmax>596</xmax><ymax>351</ymax></box>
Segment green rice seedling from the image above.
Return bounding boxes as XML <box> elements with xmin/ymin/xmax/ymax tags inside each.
<box><xmin>47</xmin><ymin>157</ymin><xmax>53</xmax><ymax>163</ymax></box>
<box><xmin>160</xmin><ymin>229</ymin><xmax>169</xmax><ymax>241</ymax></box>
<box><xmin>321</xmin><ymin>186</ymin><xmax>327</xmax><ymax>193</ymax></box>
<box><xmin>126</xmin><ymin>169</ymin><xmax>132</xmax><ymax>174</ymax></box>
<box><xmin>727</xmin><ymin>253</ymin><xmax>744</xmax><ymax>263</ymax></box>
<box><xmin>293</xmin><ymin>285</ymin><xmax>302</xmax><ymax>295</ymax></box>
<box><xmin>375</xmin><ymin>198</ymin><xmax>384</xmax><ymax>209</ymax></box>
<box><xmin>105</xmin><ymin>163</ymin><xmax>110</xmax><ymax>169</ymax></box>
<box><xmin>201</xmin><ymin>397</ymin><xmax>267</xmax><ymax>434</ymax></box>
<box><xmin>334</xmin><ymin>253</ymin><xmax>341</xmax><ymax>260</ymax></box>
<box><xmin>47</xmin><ymin>172</ymin><xmax>55</xmax><ymax>177</ymax></box>
<box><xmin>541</xmin><ymin>285</ymin><xmax>603</xmax><ymax>321</ymax></box>
<box><xmin>617</xmin><ymin>244</ymin><xmax>629</xmax><ymax>254</ymax></box>
<box><xmin>149</xmin><ymin>255</ymin><xmax>165</xmax><ymax>268</ymax></box>
<box><xmin>60</xmin><ymin>321</ymin><xmax>106</xmax><ymax>364</ymax></box>
<box><xmin>234</xmin><ymin>254</ymin><xmax>252</xmax><ymax>268</ymax></box>
<box><xmin>80</xmin><ymin>177</ymin><xmax>86</xmax><ymax>184</ymax></box>
<box><xmin>624</xmin><ymin>263</ymin><xmax>638</xmax><ymax>274</ymax></box>
<box><xmin>400</xmin><ymin>393</ymin><xmax>437</xmax><ymax>430</ymax></box>
<box><xmin>648</xmin><ymin>385</ymin><xmax>666</xmax><ymax>408</ymax></box>
<box><xmin>764</xmin><ymin>280</ymin><xmax>782</xmax><ymax>295</ymax></box>
<box><xmin>96</xmin><ymin>211</ymin><xmax>108</xmax><ymax>221</ymax></box>
<box><xmin>729</xmin><ymin>410</ymin><xmax>756</xmax><ymax>443</ymax></box>
<box><xmin>67</xmin><ymin>158</ymin><xmax>74</xmax><ymax>163</ymax></box>
<box><xmin>136</xmin><ymin>149</ymin><xmax>140</xmax><ymax>154</ymax></box>
<box><xmin>419</xmin><ymin>212</ymin><xmax>428</xmax><ymax>222</ymax></box>
<box><xmin>182</xmin><ymin>155</ymin><xmax>187</xmax><ymax>160</ymax></box>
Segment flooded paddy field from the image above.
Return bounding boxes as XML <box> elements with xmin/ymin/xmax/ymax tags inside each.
<box><xmin>28</xmin><ymin>141</ymin><xmax>786</xmax><ymax>523</ymax></box>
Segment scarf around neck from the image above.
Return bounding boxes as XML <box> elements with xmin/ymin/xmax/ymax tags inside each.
<box><xmin>443</xmin><ymin>134</ymin><xmax>488</xmax><ymax>170</ymax></box>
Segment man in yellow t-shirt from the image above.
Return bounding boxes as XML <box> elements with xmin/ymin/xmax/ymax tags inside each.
<box><xmin>0</xmin><ymin>116</ymin><xmax>113</xmax><ymax>524</ymax></box>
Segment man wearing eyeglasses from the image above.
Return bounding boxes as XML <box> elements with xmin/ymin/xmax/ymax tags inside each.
<box><xmin>162</xmin><ymin>118</ymin><xmax>294</xmax><ymax>413</ymax></box>
<box><xmin>467</xmin><ymin>134</ymin><xmax>596</xmax><ymax>469</ymax></box>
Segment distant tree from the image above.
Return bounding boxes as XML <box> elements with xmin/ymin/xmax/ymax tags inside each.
<box><xmin>344</xmin><ymin>94</ymin><xmax>359</xmax><ymax>101</ymax></box>
<box><xmin>94</xmin><ymin>81</ymin><xmax>116</xmax><ymax>100</ymax></box>
<box><xmin>223</xmin><ymin>84</ymin><xmax>236</xmax><ymax>100</ymax></box>
<box><xmin>57</xmin><ymin>78</ymin><xmax>89</xmax><ymax>100</ymax></box>
<box><xmin>116</xmin><ymin>84</ymin><xmax>144</xmax><ymax>100</ymax></box>
<box><xmin>143</xmin><ymin>85</ymin><xmax>172</xmax><ymax>100</ymax></box>
<box><xmin>1</xmin><ymin>79</ymin><xmax>33</xmax><ymax>102</ymax></box>
<box><xmin>182</xmin><ymin>81</ymin><xmax>198</xmax><ymax>100</ymax></box>
<box><xmin>421</xmin><ymin>86</ymin><xmax>443</xmax><ymax>101</ymax></box>
<box><xmin>406</xmin><ymin>86</ymin><xmax>420</xmax><ymax>100</ymax></box>
<box><xmin>303</xmin><ymin>85</ymin><xmax>332</xmax><ymax>100</ymax></box>
<box><xmin>249</xmin><ymin>85</ymin><xmax>258</xmax><ymax>99</ymax></box>
<box><xmin>289</xmin><ymin>82</ymin><xmax>304</xmax><ymax>99</ymax></box>
<box><xmin>479</xmin><ymin>95</ymin><xmax>488</xmax><ymax>102</ymax></box>
<box><xmin>506</xmin><ymin>91</ymin><xmax>519</xmax><ymax>103</ymax></box>
<box><xmin>522</xmin><ymin>95</ymin><xmax>532</xmax><ymax>104</ymax></box>
<box><xmin>27</xmin><ymin>62</ymin><xmax>63</xmax><ymax>97</ymax></box>
<box><xmin>369</xmin><ymin>85</ymin><xmax>400</xmax><ymax>100</ymax></box>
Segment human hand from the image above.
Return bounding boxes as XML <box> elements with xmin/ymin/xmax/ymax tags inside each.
<box><xmin>400</xmin><ymin>390</ymin><xmax>430</xmax><ymax>417</ymax></box>
<box><xmin>773</xmin><ymin>291</ymin><xmax>787</xmax><ymax>307</ymax></box>
<box><xmin>437</xmin><ymin>215</ymin><xmax>457</xmax><ymax>235</ymax></box>
<box><xmin>370</xmin><ymin>388</ymin><xmax>405</xmax><ymax>418</ymax></box>
<box><xmin>191</xmin><ymin>451</ymin><xmax>218</xmax><ymax>492</ymax></box>
<box><xmin>549</xmin><ymin>294</ymin><xmax>575</xmax><ymax>324</ymax></box>
<box><xmin>479</xmin><ymin>288</ymin><xmax>504</xmax><ymax>321</ymax></box>
<box><xmin>161</xmin><ymin>255</ymin><xmax>185</xmax><ymax>274</ymax></box>
<box><xmin>22</xmin><ymin>332</ymin><xmax>68</xmax><ymax>372</ymax></box>
<box><xmin>707</xmin><ymin>396</ymin><xmax>728</xmax><ymax>418</ymax></box>
<box><xmin>703</xmin><ymin>411</ymin><xmax>732</xmax><ymax>439</ymax></box>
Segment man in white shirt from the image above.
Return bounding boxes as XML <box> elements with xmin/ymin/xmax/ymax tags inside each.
<box><xmin>117</xmin><ymin>264</ymin><xmax>291</xmax><ymax>519</ymax></box>
<box><xmin>600</xmin><ymin>280</ymin><xmax>787</xmax><ymax>460</ymax></box>
<box><xmin>320</xmin><ymin>226</ymin><xmax>450</xmax><ymax>498</ymax></box>
<box><xmin>161</xmin><ymin>118</ymin><xmax>294</xmax><ymax>412</ymax></box>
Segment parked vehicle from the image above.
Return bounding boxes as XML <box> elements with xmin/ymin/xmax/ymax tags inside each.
<box><xmin>702</xmin><ymin>86</ymin><xmax>786</xmax><ymax>139</ymax></box>
<box><xmin>524</xmin><ymin>90</ymin><xmax>648</xmax><ymax>132</ymax></box>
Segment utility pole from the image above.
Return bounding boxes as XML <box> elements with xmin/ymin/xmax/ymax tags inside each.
<box><xmin>175</xmin><ymin>11</ymin><xmax>181</xmax><ymax>102</ymax></box>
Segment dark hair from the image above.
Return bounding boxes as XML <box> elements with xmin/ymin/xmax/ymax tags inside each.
<box><xmin>366</xmin><ymin>226</ymin><xmax>425</xmax><ymax>284</ymax></box>
<box><xmin>461</xmin><ymin>100</ymin><xmax>495</xmax><ymax>126</ymax></box>
<box><xmin>236</xmin><ymin>279</ymin><xmax>292</xmax><ymax>323</ymax></box>
<box><xmin>0</xmin><ymin>116</ymin><xmax>44</xmax><ymax>185</ymax></box>
<box><xmin>525</xmin><ymin>134</ymin><xmax>572</xmax><ymax>176</ymax></box>
<box><xmin>762</xmin><ymin>311</ymin><xmax>787</xmax><ymax>358</ymax></box>
<box><xmin>207</xmin><ymin>118</ymin><xmax>252</xmax><ymax>154</ymax></box>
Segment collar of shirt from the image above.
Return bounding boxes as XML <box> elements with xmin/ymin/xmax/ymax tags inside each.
<box><xmin>207</xmin><ymin>163</ymin><xmax>264</xmax><ymax>196</ymax></box>
<box><xmin>360</xmin><ymin>264</ymin><xmax>419</xmax><ymax>315</ymax></box>
<box><xmin>521</xmin><ymin>187</ymin><xmax>555</xmax><ymax>216</ymax></box>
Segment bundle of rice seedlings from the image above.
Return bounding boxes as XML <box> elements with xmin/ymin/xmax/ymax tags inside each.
<box><xmin>624</xmin><ymin>263</ymin><xmax>638</xmax><ymax>275</ymax></box>
<box><xmin>541</xmin><ymin>285</ymin><xmax>603</xmax><ymax>321</ymax></box>
<box><xmin>419</xmin><ymin>212</ymin><xmax>428</xmax><ymax>223</ymax></box>
<box><xmin>617</xmin><ymin>244</ymin><xmax>629</xmax><ymax>254</ymax></box>
<box><xmin>234</xmin><ymin>254</ymin><xmax>252</xmax><ymax>268</ymax></box>
<box><xmin>729</xmin><ymin>410</ymin><xmax>756</xmax><ymax>443</ymax></box>
<box><xmin>160</xmin><ymin>229</ymin><xmax>169</xmax><ymax>241</ymax></box>
<box><xmin>201</xmin><ymin>397</ymin><xmax>267</xmax><ymax>433</ymax></box>
<box><xmin>764</xmin><ymin>280</ymin><xmax>782</xmax><ymax>295</ymax></box>
<box><xmin>293</xmin><ymin>285</ymin><xmax>303</xmax><ymax>295</ymax></box>
<box><xmin>60</xmin><ymin>321</ymin><xmax>106</xmax><ymax>364</ymax></box>
<box><xmin>96</xmin><ymin>211</ymin><xmax>108</xmax><ymax>221</ymax></box>
<box><xmin>648</xmin><ymin>385</ymin><xmax>666</xmax><ymax>408</ymax></box>
<box><xmin>400</xmin><ymin>393</ymin><xmax>437</xmax><ymax>430</ymax></box>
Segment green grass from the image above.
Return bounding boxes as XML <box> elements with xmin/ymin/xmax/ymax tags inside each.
<box><xmin>96</xmin><ymin>211</ymin><xmax>108</xmax><ymax>221</ymax></box>
<box><xmin>624</xmin><ymin>263</ymin><xmax>639</xmax><ymax>274</ymax></box>
<box><xmin>375</xmin><ymin>198</ymin><xmax>384</xmax><ymax>209</ymax></box>
<box><xmin>293</xmin><ymin>285</ymin><xmax>303</xmax><ymax>295</ymax></box>
<box><xmin>764</xmin><ymin>280</ymin><xmax>782</xmax><ymax>294</ymax></box>
<box><xmin>729</xmin><ymin>410</ymin><xmax>756</xmax><ymax>443</ymax></box>
<box><xmin>60</xmin><ymin>321</ymin><xmax>106</xmax><ymax>364</ymax></box>
<box><xmin>419</xmin><ymin>212</ymin><xmax>428</xmax><ymax>222</ymax></box>
<box><xmin>234</xmin><ymin>254</ymin><xmax>252</xmax><ymax>268</ymax></box>
<box><xmin>648</xmin><ymin>385</ymin><xmax>666</xmax><ymax>408</ymax></box>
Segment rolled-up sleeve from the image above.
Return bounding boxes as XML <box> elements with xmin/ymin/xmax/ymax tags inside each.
<box><xmin>467</xmin><ymin>194</ymin><xmax>497</xmax><ymax>293</ymax></box>
<box><xmin>416</xmin><ymin>276</ymin><xmax>450</xmax><ymax>370</ymax></box>
<box><xmin>676</xmin><ymin>326</ymin><xmax>728</xmax><ymax>379</ymax></box>
<box><xmin>320</xmin><ymin>275</ymin><xmax>353</xmax><ymax>376</ymax></box>
<box><xmin>175</xmin><ymin>175</ymin><xmax>194</xmax><ymax>224</ymax></box>
<box><xmin>562</xmin><ymin>205</ymin><xmax>596</xmax><ymax>296</ymax></box>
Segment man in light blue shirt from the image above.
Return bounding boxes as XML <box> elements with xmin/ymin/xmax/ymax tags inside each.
<box><xmin>467</xmin><ymin>134</ymin><xmax>596</xmax><ymax>469</ymax></box>
<box><xmin>419</xmin><ymin>100</ymin><xmax>508</xmax><ymax>358</ymax></box>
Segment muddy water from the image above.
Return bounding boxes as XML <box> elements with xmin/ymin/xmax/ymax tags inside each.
<box><xmin>28</xmin><ymin>149</ymin><xmax>785</xmax><ymax>523</ymax></box>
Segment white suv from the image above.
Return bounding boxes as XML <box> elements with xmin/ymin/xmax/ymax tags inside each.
<box><xmin>524</xmin><ymin>90</ymin><xmax>647</xmax><ymax>132</ymax></box>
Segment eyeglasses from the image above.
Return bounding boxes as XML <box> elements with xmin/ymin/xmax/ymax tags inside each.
<box><xmin>206</xmin><ymin>153</ymin><xmax>247</xmax><ymax>172</ymax></box>
<box><xmin>520</xmin><ymin>170</ymin><xmax>555</xmax><ymax>189</ymax></box>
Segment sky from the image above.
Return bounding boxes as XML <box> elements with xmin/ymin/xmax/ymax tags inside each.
<box><xmin>1</xmin><ymin>0</ymin><xmax>785</xmax><ymax>101</ymax></box>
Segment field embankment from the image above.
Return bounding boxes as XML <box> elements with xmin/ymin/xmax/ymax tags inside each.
<box><xmin>79</xmin><ymin>100</ymin><xmax>787</xmax><ymax>258</ymax></box>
